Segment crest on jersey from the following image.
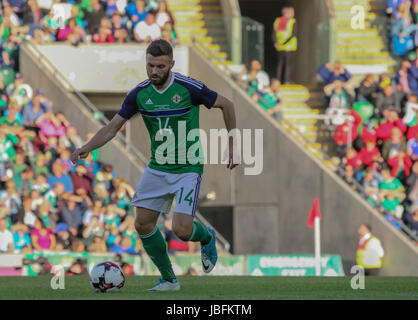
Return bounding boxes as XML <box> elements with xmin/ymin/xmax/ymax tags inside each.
<box><xmin>172</xmin><ymin>94</ymin><xmax>181</xmax><ymax>104</ymax></box>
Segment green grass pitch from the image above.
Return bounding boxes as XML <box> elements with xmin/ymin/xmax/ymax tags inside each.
<box><xmin>0</xmin><ymin>276</ymin><xmax>417</xmax><ymax>300</ymax></box>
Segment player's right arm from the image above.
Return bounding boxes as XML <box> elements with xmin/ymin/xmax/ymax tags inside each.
<box><xmin>70</xmin><ymin>114</ymin><xmax>127</xmax><ymax>165</ymax></box>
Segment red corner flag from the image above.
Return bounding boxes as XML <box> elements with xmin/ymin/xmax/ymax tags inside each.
<box><xmin>307</xmin><ymin>198</ymin><xmax>322</xmax><ymax>228</ymax></box>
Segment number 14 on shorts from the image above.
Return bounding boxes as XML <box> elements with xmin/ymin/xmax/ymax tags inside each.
<box><xmin>178</xmin><ymin>187</ymin><xmax>194</xmax><ymax>206</ymax></box>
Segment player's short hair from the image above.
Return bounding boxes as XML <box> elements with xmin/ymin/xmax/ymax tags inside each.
<box><xmin>146</xmin><ymin>39</ymin><xmax>173</xmax><ymax>60</ymax></box>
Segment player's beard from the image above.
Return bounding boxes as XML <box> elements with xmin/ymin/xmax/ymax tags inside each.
<box><xmin>149</xmin><ymin>70</ymin><xmax>170</xmax><ymax>87</ymax></box>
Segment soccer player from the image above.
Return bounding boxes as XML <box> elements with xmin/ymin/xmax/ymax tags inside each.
<box><xmin>70</xmin><ymin>39</ymin><xmax>238</xmax><ymax>291</ymax></box>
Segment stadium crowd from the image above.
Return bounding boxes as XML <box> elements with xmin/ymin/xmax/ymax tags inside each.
<box><xmin>0</xmin><ymin>0</ymin><xmax>178</xmax><ymax>46</ymax></box>
<box><xmin>319</xmin><ymin>59</ymin><xmax>418</xmax><ymax>238</ymax></box>
<box><xmin>0</xmin><ymin>0</ymin><xmax>203</xmax><ymax>255</ymax></box>
<box><xmin>309</xmin><ymin>1</ymin><xmax>418</xmax><ymax>239</ymax></box>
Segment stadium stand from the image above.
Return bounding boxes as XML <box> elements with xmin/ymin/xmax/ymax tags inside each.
<box><xmin>0</xmin><ymin>0</ymin><xmax>223</xmax><ymax>256</ymax></box>
<box><xmin>218</xmin><ymin>0</ymin><xmax>418</xmax><ymax>243</ymax></box>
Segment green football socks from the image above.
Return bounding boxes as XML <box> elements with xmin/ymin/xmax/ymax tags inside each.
<box><xmin>188</xmin><ymin>221</ymin><xmax>212</xmax><ymax>245</ymax></box>
<box><xmin>140</xmin><ymin>228</ymin><xmax>176</xmax><ymax>282</ymax></box>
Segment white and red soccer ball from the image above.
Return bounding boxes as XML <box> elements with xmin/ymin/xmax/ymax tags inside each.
<box><xmin>90</xmin><ymin>261</ymin><xmax>125</xmax><ymax>293</ymax></box>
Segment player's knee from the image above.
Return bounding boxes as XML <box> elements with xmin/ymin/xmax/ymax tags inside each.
<box><xmin>134</xmin><ymin>220</ymin><xmax>154</xmax><ymax>236</ymax></box>
<box><xmin>173</xmin><ymin>225</ymin><xmax>191</xmax><ymax>241</ymax></box>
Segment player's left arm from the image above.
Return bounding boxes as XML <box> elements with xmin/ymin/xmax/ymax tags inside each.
<box><xmin>212</xmin><ymin>94</ymin><xmax>238</xmax><ymax>169</ymax></box>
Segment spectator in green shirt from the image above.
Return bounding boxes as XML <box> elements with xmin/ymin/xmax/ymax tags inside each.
<box><xmin>379</xmin><ymin>165</ymin><xmax>406</xmax><ymax>213</ymax></box>
<box><xmin>259</xmin><ymin>78</ymin><xmax>282</xmax><ymax>122</ymax></box>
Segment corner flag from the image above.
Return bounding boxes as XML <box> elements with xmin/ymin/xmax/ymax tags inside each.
<box><xmin>307</xmin><ymin>198</ymin><xmax>322</xmax><ymax>276</ymax></box>
<box><xmin>307</xmin><ymin>197</ymin><xmax>322</xmax><ymax>228</ymax></box>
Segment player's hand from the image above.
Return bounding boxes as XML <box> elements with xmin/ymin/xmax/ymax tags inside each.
<box><xmin>223</xmin><ymin>137</ymin><xmax>240</xmax><ymax>170</ymax></box>
<box><xmin>70</xmin><ymin>148</ymin><xmax>89</xmax><ymax>165</ymax></box>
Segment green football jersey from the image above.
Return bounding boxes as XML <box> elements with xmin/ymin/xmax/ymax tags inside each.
<box><xmin>117</xmin><ymin>72</ymin><xmax>218</xmax><ymax>174</ymax></box>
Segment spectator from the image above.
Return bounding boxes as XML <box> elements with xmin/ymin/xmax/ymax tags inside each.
<box><xmin>61</xmin><ymin>125</ymin><xmax>83</xmax><ymax>152</ymax></box>
<box><xmin>18</xmin><ymin>166</ymin><xmax>35</xmax><ymax>195</ymax></box>
<box><xmin>379</xmin><ymin>165</ymin><xmax>406</xmax><ymax>212</ymax></box>
<box><xmin>11</xmin><ymin>222</ymin><xmax>30</xmax><ymax>253</ymax></box>
<box><xmin>33</xmin><ymin>153</ymin><xmax>49</xmax><ymax>178</ymax></box>
<box><xmin>391</xmin><ymin>1</ymin><xmax>417</xmax><ymax>38</ymax></box>
<box><xmin>0</xmin><ymin>179</ymin><xmax>21</xmax><ymax>223</ymax></box>
<box><xmin>382</xmin><ymin>127</ymin><xmax>407</xmax><ymax>161</ymax></box>
<box><xmin>110</xmin><ymin>235</ymin><xmax>136</xmax><ymax>254</ymax></box>
<box><xmin>0</xmin><ymin>106</ymin><xmax>23</xmax><ymax>139</ymax></box>
<box><xmin>54</xmin><ymin>222</ymin><xmax>71</xmax><ymax>250</ymax></box>
<box><xmin>375</xmin><ymin>85</ymin><xmax>401</xmax><ymax>119</ymax></box>
<box><xmin>333</xmin><ymin>109</ymin><xmax>362</xmax><ymax>156</ymax></box>
<box><xmin>0</xmin><ymin>218</ymin><xmax>14</xmax><ymax>253</ymax></box>
<box><xmin>92</xmin><ymin>26</ymin><xmax>114</xmax><ymax>43</ymax></box>
<box><xmin>407</xmin><ymin>129</ymin><xmax>418</xmax><ymax>160</ymax></box>
<box><xmin>345</xmin><ymin>147</ymin><xmax>363</xmax><ymax>170</ymax></box>
<box><xmin>103</xmin><ymin>204</ymin><xmax>124</xmax><ymax>227</ymax></box>
<box><xmin>47</xmin><ymin>160</ymin><xmax>74</xmax><ymax>193</ymax></box>
<box><xmin>318</xmin><ymin>61</ymin><xmax>352</xmax><ymax>85</ymax></box>
<box><xmin>58</xmin><ymin>148</ymin><xmax>73</xmax><ymax>174</ymax></box>
<box><xmin>111</xmin><ymin>177</ymin><xmax>135</xmax><ymax>212</ymax></box>
<box><xmin>71</xmin><ymin>163</ymin><xmax>94</xmax><ymax>196</ymax></box>
<box><xmin>356</xmin><ymin>224</ymin><xmax>384</xmax><ymax>275</ymax></box>
<box><xmin>359</xmin><ymin>140</ymin><xmax>383</xmax><ymax>168</ymax></box>
<box><xmin>32</xmin><ymin>173</ymin><xmax>50</xmax><ymax>195</ymax></box>
<box><xmin>92</xmin><ymin>181</ymin><xmax>110</xmax><ymax>205</ymax></box>
<box><xmin>343</xmin><ymin>164</ymin><xmax>358</xmax><ymax>190</ymax></box>
<box><xmin>36</xmin><ymin>111</ymin><xmax>69</xmax><ymax>139</ymax></box>
<box><xmin>154</xmin><ymin>1</ymin><xmax>174</xmax><ymax>29</ymax></box>
<box><xmin>31</xmin><ymin>217</ymin><xmax>56</xmax><ymax>252</ymax></box>
<box><xmin>22</xmin><ymin>196</ymin><xmax>37</xmax><ymax>227</ymax></box>
<box><xmin>402</xmin><ymin>94</ymin><xmax>418</xmax><ymax>126</ymax></box>
<box><xmin>273</xmin><ymin>6</ymin><xmax>297</xmax><ymax>84</ymax></box>
<box><xmin>57</xmin><ymin>17</ymin><xmax>85</xmax><ymax>45</ymax></box>
<box><xmin>82</xmin><ymin>216</ymin><xmax>105</xmax><ymax>249</ymax></box>
<box><xmin>20</xmin><ymin>0</ymin><xmax>42</xmax><ymax>29</ymax></box>
<box><xmin>239</xmin><ymin>59</ymin><xmax>270</xmax><ymax>98</ymax></box>
<box><xmin>376</xmin><ymin>108</ymin><xmax>406</xmax><ymax>141</ymax></box>
<box><xmin>324</xmin><ymin>80</ymin><xmax>351</xmax><ymax>125</ymax></box>
<box><xmin>86</xmin><ymin>0</ymin><xmax>106</xmax><ymax>34</ymax></box>
<box><xmin>357</xmin><ymin>74</ymin><xmax>379</xmax><ymax>105</ymax></box>
<box><xmin>44</xmin><ymin>182</ymin><xmax>65</xmax><ymax>212</ymax></box>
<box><xmin>12</xmin><ymin>153</ymin><xmax>28</xmax><ymax>187</ymax></box>
<box><xmin>404</xmin><ymin>206</ymin><xmax>418</xmax><ymax>235</ymax></box>
<box><xmin>82</xmin><ymin>199</ymin><xmax>105</xmax><ymax>225</ymax></box>
<box><xmin>66</xmin><ymin>258</ymin><xmax>88</xmax><ymax>275</ymax></box>
<box><xmin>161</xmin><ymin>21</ymin><xmax>177</xmax><ymax>45</ymax></box>
<box><xmin>0</xmin><ymin>127</ymin><xmax>18</xmax><ymax>179</ymax></box>
<box><xmin>125</xmin><ymin>0</ymin><xmax>148</xmax><ymax>28</ymax></box>
<box><xmin>22</xmin><ymin>89</ymin><xmax>52</xmax><ymax>127</ymax></box>
<box><xmin>394</xmin><ymin>60</ymin><xmax>418</xmax><ymax>98</ymax></box>
<box><xmin>59</xmin><ymin>193</ymin><xmax>89</xmax><ymax>237</ymax></box>
<box><xmin>111</xmin><ymin>11</ymin><xmax>129</xmax><ymax>43</ymax></box>
<box><xmin>88</xmin><ymin>235</ymin><xmax>107</xmax><ymax>253</ymax></box>
<box><xmin>259</xmin><ymin>78</ymin><xmax>282</xmax><ymax>122</ymax></box>
<box><xmin>133</xmin><ymin>13</ymin><xmax>160</xmax><ymax>43</ymax></box>
<box><xmin>95</xmin><ymin>163</ymin><xmax>114</xmax><ymax>192</ymax></box>
<box><xmin>362</xmin><ymin>167</ymin><xmax>382</xmax><ymax>206</ymax></box>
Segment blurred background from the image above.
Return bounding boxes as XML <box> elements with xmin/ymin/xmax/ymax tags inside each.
<box><xmin>0</xmin><ymin>0</ymin><xmax>417</xmax><ymax>278</ymax></box>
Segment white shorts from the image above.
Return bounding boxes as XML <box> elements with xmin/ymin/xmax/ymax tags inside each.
<box><xmin>130</xmin><ymin>167</ymin><xmax>202</xmax><ymax>216</ymax></box>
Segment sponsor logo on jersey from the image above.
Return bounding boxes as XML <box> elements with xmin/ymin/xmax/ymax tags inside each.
<box><xmin>146</xmin><ymin>98</ymin><xmax>153</xmax><ymax>105</ymax></box>
<box><xmin>172</xmin><ymin>94</ymin><xmax>181</xmax><ymax>104</ymax></box>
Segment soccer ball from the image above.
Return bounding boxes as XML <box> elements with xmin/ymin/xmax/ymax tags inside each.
<box><xmin>90</xmin><ymin>261</ymin><xmax>125</xmax><ymax>293</ymax></box>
